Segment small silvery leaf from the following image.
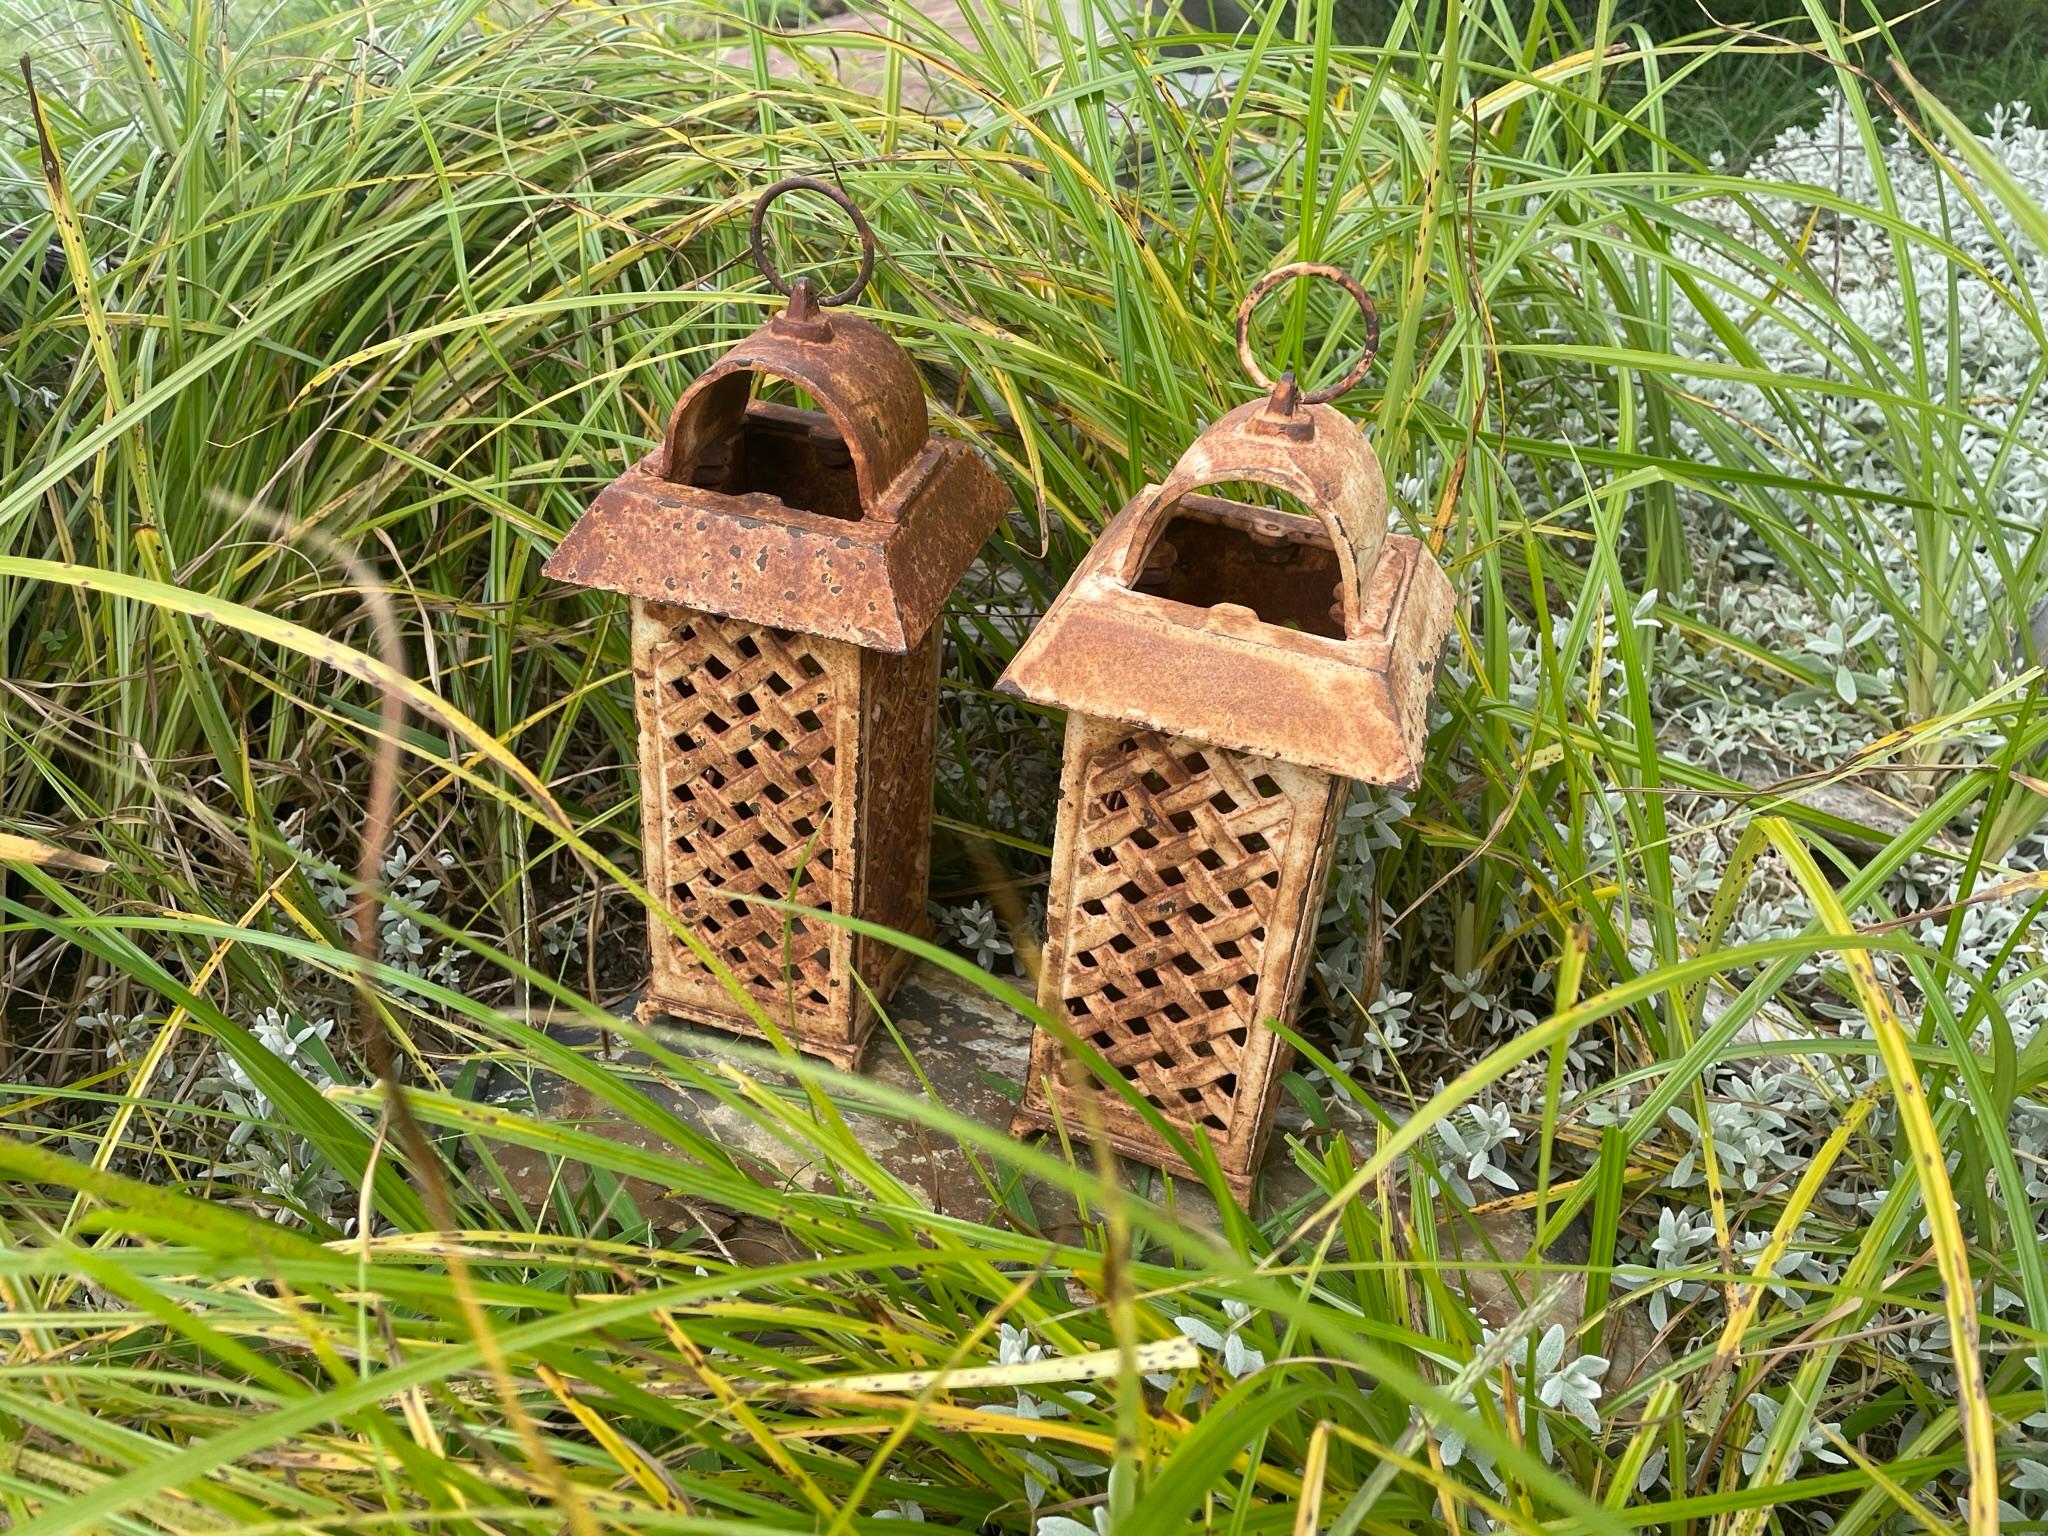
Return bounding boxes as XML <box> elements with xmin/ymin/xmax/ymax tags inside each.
<box><xmin>1222</xmin><ymin>1332</ymin><xmax>1265</xmax><ymax>1378</ymax></box>
<box><xmin>1034</xmin><ymin>1511</ymin><xmax>1111</xmax><ymax>1536</ymax></box>
<box><xmin>2012</xmin><ymin>1459</ymin><xmax>2048</xmax><ymax>1497</ymax></box>
<box><xmin>1637</xmin><ymin>1446</ymin><xmax>1668</xmax><ymax>1493</ymax></box>
<box><xmin>999</xmin><ymin>1323</ymin><xmax>1044</xmax><ymax>1367</ymax></box>
<box><xmin>1538</xmin><ymin>1347</ymin><xmax>1609</xmax><ymax>1431</ymax></box>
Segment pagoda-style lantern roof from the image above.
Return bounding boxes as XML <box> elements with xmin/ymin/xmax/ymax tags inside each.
<box><xmin>998</xmin><ymin>299</ymin><xmax>1453</xmax><ymax>785</ymax></box>
<box><xmin>545</xmin><ymin>186</ymin><xmax>1005</xmax><ymax>653</ymax></box>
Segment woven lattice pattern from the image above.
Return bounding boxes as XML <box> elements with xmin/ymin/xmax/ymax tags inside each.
<box><xmin>648</xmin><ymin>611</ymin><xmax>842</xmax><ymax>1018</ymax></box>
<box><xmin>1057</xmin><ymin>730</ymin><xmax>1294</xmax><ymax>1133</ymax></box>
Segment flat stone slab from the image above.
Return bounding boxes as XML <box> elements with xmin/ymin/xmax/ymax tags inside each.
<box><xmin>484</xmin><ymin>960</ymin><xmax>1320</xmax><ymax>1243</ymax></box>
<box><xmin>478</xmin><ymin>958</ymin><xmax>1662</xmax><ymax>1382</ymax></box>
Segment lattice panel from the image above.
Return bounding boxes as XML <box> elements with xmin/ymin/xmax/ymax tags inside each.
<box><xmin>647</xmin><ymin>610</ymin><xmax>845</xmax><ymax>1022</ymax></box>
<box><xmin>1055</xmin><ymin>729</ymin><xmax>1295</xmax><ymax>1135</ymax></box>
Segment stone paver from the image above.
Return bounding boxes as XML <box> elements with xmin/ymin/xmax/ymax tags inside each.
<box><xmin>484</xmin><ymin>960</ymin><xmax>1310</xmax><ymax>1242</ymax></box>
<box><xmin>478</xmin><ymin>960</ymin><xmax>1659</xmax><ymax>1375</ymax></box>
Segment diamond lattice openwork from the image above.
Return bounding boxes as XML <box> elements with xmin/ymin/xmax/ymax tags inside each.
<box><xmin>649</xmin><ymin>610</ymin><xmax>844</xmax><ymax>1022</ymax></box>
<box><xmin>1056</xmin><ymin>729</ymin><xmax>1294</xmax><ymax>1134</ymax></box>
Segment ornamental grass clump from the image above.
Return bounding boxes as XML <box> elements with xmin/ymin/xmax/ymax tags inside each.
<box><xmin>6</xmin><ymin>1</ymin><xmax>2048</xmax><ymax>1531</ymax></box>
<box><xmin>1663</xmin><ymin>95</ymin><xmax>2048</xmax><ymax>822</ymax></box>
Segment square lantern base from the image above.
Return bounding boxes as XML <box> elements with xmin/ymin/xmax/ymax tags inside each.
<box><xmin>631</xmin><ymin>600</ymin><xmax>938</xmax><ymax>1070</ymax></box>
<box><xmin>1011</xmin><ymin>714</ymin><xmax>1344</xmax><ymax>1194</ymax></box>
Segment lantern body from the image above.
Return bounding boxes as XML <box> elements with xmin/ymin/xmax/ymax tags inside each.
<box><xmin>548</xmin><ymin>291</ymin><xmax>1009</xmax><ymax>1068</ymax></box>
<box><xmin>1022</xmin><ymin>714</ymin><xmax>1344</xmax><ymax>1178</ymax></box>
<box><xmin>630</xmin><ymin>602</ymin><xmax>937</xmax><ymax>1067</ymax></box>
<box><xmin>999</xmin><ymin>393</ymin><xmax>1455</xmax><ymax>1192</ymax></box>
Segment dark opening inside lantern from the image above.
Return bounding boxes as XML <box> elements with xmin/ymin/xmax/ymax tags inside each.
<box><xmin>545</xmin><ymin>180</ymin><xmax>1010</xmax><ymax>1067</ymax></box>
<box><xmin>996</xmin><ymin>265</ymin><xmax>1456</xmax><ymax>1192</ymax></box>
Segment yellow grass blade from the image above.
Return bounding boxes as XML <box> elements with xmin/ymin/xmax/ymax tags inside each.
<box><xmin>0</xmin><ymin>835</ymin><xmax>112</xmax><ymax>874</ymax></box>
<box><xmin>1757</xmin><ymin>816</ymin><xmax>1995</xmax><ymax>1536</ymax></box>
<box><xmin>784</xmin><ymin>1336</ymin><xmax>1200</xmax><ymax>1396</ymax></box>
<box><xmin>0</xmin><ymin>557</ymin><xmax>569</xmax><ymax>831</ymax></box>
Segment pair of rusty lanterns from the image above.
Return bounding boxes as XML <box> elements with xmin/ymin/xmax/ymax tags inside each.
<box><xmin>548</xmin><ymin>182</ymin><xmax>1455</xmax><ymax>1192</ymax></box>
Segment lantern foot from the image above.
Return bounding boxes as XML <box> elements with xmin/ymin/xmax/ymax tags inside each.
<box><xmin>1007</xmin><ymin>1103</ymin><xmax>1258</xmax><ymax>1202</ymax></box>
<box><xmin>634</xmin><ymin>993</ymin><xmax>875</xmax><ymax>1072</ymax></box>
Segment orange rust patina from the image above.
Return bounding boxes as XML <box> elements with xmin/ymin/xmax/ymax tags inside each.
<box><xmin>547</xmin><ymin>179</ymin><xmax>1011</xmax><ymax>1068</ymax></box>
<box><xmin>998</xmin><ymin>265</ymin><xmax>1457</xmax><ymax>1194</ymax></box>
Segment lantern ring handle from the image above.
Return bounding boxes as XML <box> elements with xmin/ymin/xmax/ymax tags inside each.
<box><xmin>749</xmin><ymin>176</ymin><xmax>876</xmax><ymax>308</ymax></box>
<box><xmin>1234</xmin><ymin>262</ymin><xmax>1379</xmax><ymax>406</ymax></box>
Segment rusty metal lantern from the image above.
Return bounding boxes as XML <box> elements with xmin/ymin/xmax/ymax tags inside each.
<box><xmin>545</xmin><ymin>179</ymin><xmax>1011</xmax><ymax>1067</ymax></box>
<box><xmin>997</xmin><ymin>265</ymin><xmax>1457</xmax><ymax>1193</ymax></box>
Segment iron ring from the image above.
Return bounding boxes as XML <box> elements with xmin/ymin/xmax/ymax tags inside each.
<box><xmin>1234</xmin><ymin>262</ymin><xmax>1380</xmax><ymax>405</ymax></box>
<box><xmin>749</xmin><ymin>176</ymin><xmax>876</xmax><ymax>308</ymax></box>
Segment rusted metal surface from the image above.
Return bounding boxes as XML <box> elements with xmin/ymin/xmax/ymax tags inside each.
<box><xmin>1233</xmin><ymin>262</ymin><xmax>1380</xmax><ymax>405</ymax></box>
<box><xmin>630</xmin><ymin>602</ymin><xmax>937</xmax><ymax>1066</ymax></box>
<box><xmin>548</xmin><ymin>181</ymin><xmax>1010</xmax><ymax>1067</ymax></box>
<box><xmin>1014</xmin><ymin>715</ymin><xmax>1344</xmax><ymax>1190</ymax></box>
<box><xmin>998</xmin><ymin>277</ymin><xmax>1450</xmax><ymax>782</ymax></box>
<box><xmin>1001</xmin><ymin>264</ymin><xmax>1456</xmax><ymax>1192</ymax></box>
<box><xmin>748</xmin><ymin>177</ymin><xmax>876</xmax><ymax>308</ymax></box>
<box><xmin>1000</xmin><ymin>492</ymin><xmax>1448</xmax><ymax>784</ymax></box>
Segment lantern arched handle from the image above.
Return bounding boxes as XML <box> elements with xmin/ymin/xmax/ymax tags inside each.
<box><xmin>1235</xmin><ymin>262</ymin><xmax>1380</xmax><ymax>406</ymax></box>
<box><xmin>661</xmin><ymin>338</ymin><xmax>930</xmax><ymax>518</ymax></box>
<box><xmin>749</xmin><ymin>176</ymin><xmax>876</xmax><ymax>309</ymax></box>
<box><xmin>1113</xmin><ymin>397</ymin><xmax>1388</xmax><ymax>641</ymax></box>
